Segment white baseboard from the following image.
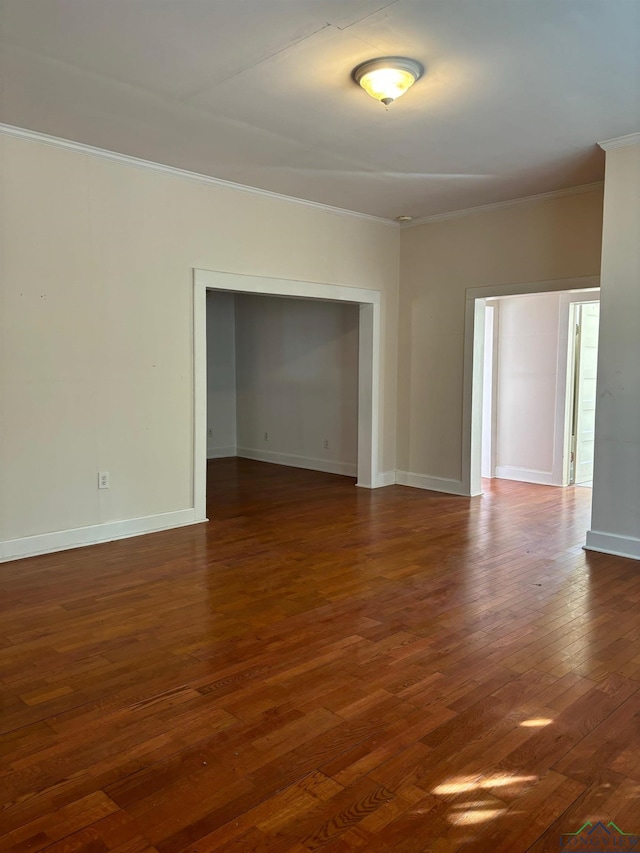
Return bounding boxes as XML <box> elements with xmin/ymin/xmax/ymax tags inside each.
<box><xmin>207</xmin><ymin>444</ymin><xmax>237</xmax><ymax>459</ymax></box>
<box><xmin>374</xmin><ymin>470</ymin><xmax>396</xmax><ymax>488</ymax></box>
<box><xmin>395</xmin><ymin>470</ymin><xmax>468</xmax><ymax>496</ymax></box>
<box><xmin>585</xmin><ymin>529</ymin><xmax>640</xmax><ymax>561</ymax></box>
<box><xmin>236</xmin><ymin>446</ymin><xmax>357</xmax><ymax>478</ymax></box>
<box><xmin>0</xmin><ymin>508</ymin><xmax>205</xmax><ymax>564</ymax></box>
<box><xmin>495</xmin><ymin>465</ymin><xmax>555</xmax><ymax>486</ymax></box>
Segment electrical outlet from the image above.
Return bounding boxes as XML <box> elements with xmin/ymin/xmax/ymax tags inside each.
<box><xmin>208</xmin><ymin>428</ymin><xmax>212</xmax><ymax>437</ymax></box>
<box><xmin>323</xmin><ymin>439</ymin><xmax>329</xmax><ymax>449</ymax></box>
<box><xmin>98</xmin><ymin>471</ymin><xmax>110</xmax><ymax>489</ymax></box>
<box><xmin>264</xmin><ymin>432</ymin><xmax>269</xmax><ymax>442</ymax></box>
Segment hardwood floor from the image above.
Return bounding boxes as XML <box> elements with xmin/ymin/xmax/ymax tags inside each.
<box><xmin>1</xmin><ymin>458</ymin><xmax>639</xmax><ymax>852</ymax></box>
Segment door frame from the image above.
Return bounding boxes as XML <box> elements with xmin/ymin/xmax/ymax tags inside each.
<box><xmin>462</xmin><ymin>276</ymin><xmax>600</xmax><ymax>496</ymax></box>
<box><xmin>480</xmin><ymin>302</ymin><xmax>497</xmax><ymax>479</ymax></box>
<box><xmin>565</xmin><ymin>299</ymin><xmax>601</xmax><ymax>486</ymax></box>
<box><xmin>193</xmin><ymin>269</ymin><xmax>382</xmax><ymax>522</ymax></box>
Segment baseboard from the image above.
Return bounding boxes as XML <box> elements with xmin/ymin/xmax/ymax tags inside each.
<box><xmin>585</xmin><ymin>529</ymin><xmax>640</xmax><ymax>561</ymax></box>
<box><xmin>395</xmin><ymin>471</ymin><xmax>468</xmax><ymax>496</ymax></box>
<box><xmin>207</xmin><ymin>444</ymin><xmax>237</xmax><ymax>459</ymax></box>
<box><xmin>0</xmin><ymin>508</ymin><xmax>205</xmax><ymax>564</ymax></box>
<box><xmin>236</xmin><ymin>447</ymin><xmax>357</xmax><ymax>478</ymax></box>
<box><xmin>374</xmin><ymin>470</ymin><xmax>396</xmax><ymax>488</ymax></box>
<box><xmin>495</xmin><ymin>465</ymin><xmax>555</xmax><ymax>486</ymax></box>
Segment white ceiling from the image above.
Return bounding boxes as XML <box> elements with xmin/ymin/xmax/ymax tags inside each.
<box><xmin>1</xmin><ymin>0</ymin><xmax>638</xmax><ymax>221</ymax></box>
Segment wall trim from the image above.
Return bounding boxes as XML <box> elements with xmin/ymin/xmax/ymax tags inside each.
<box><xmin>374</xmin><ymin>470</ymin><xmax>397</xmax><ymax>488</ymax></box>
<box><xmin>0</xmin><ymin>122</ymin><xmax>395</xmax><ymax>228</ymax></box>
<box><xmin>207</xmin><ymin>445</ymin><xmax>237</xmax><ymax>459</ymax></box>
<box><xmin>405</xmin><ymin>182</ymin><xmax>604</xmax><ymax>228</ymax></box>
<box><xmin>465</xmin><ymin>276</ymin><xmax>601</xmax><ymax>303</ymax></box>
<box><xmin>495</xmin><ymin>465</ymin><xmax>555</xmax><ymax>487</ymax></box>
<box><xmin>197</xmin><ymin>269</ymin><xmax>383</xmax><ymax>307</ymax></box>
<box><xmin>0</xmin><ymin>509</ymin><xmax>204</xmax><ymax>564</ymax></box>
<box><xmin>585</xmin><ymin>530</ymin><xmax>640</xmax><ymax>561</ymax></box>
<box><xmin>598</xmin><ymin>132</ymin><xmax>640</xmax><ymax>151</ymax></box>
<box><xmin>237</xmin><ymin>447</ymin><xmax>357</xmax><ymax>478</ymax></box>
<box><xmin>396</xmin><ymin>471</ymin><xmax>469</xmax><ymax>496</ymax></box>
<box><xmin>0</xmin><ymin>123</ymin><xmax>614</xmax><ymax>228</ymax></box>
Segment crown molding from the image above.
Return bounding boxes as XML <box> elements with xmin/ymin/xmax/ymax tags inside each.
<box><xmin>598</xmin><ymin>132</ymin><xmax>640</xmax><ymax>151</ymax></box>
<box><xmin>404</xmin><ymin>182</ymin><xmax>604</xmax><ymax>228</ymax></box>
<box><xmin>0</xmin><ymin>123</ymin><xmax>397</xmax><ymax>228</ymax></box>
<box><xmin>0</xmin><ymin>122</ymin><xmax>613</xmax><ymax>227</ymax></box>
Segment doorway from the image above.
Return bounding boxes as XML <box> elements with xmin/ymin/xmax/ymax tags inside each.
<box><xmin>478</xmin><ymin>291</ymin><xmax>600</xmax><ymax>488</ymax></box>
<box><xmin>205</xmin><ymin>290</ymin><xmax>360</xmax><ymax>476</ymax></box>
<box><xmin>193</xmin><ymin>270</ymin><xmax>382</xmax><ymax>523</ymax></box>
<box><xmin>463</xmin><ymin>276</ymin><xmax>600</xmax><ymax>496</ymax></box>
<box><xmin>567</xmin><ymin>302</ymin><xmax>600</xmax><ymax>487</ymax></box>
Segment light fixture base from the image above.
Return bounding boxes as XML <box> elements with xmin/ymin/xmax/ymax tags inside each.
<box><xmin>352</xmin><ymin>56</ymin><xmax>424</xmax><ymax>106</ymax></box>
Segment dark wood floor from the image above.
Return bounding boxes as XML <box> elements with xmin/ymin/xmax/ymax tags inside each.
<box><xmin>1</xmin><ymin>459</ymin><xmax>639</xmax><ymax>852</ymax></box>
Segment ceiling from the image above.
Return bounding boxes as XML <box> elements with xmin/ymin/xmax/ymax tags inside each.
<box><xmin>1</xmin><ymin>0</ymin><xmax>638</xmax><ymax>221</ymax></box>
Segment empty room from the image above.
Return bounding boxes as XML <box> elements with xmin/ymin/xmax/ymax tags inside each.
<box><xmin>1</xmin><ymin>1</ymin><xmax>639</xmax><ymax>851</ymax></box>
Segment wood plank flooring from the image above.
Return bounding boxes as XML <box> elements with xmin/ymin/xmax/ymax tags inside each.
<box><xmin>1</xmin><ymin>458</ymin><xmax>639</xmax><ymax>852</ymax></box>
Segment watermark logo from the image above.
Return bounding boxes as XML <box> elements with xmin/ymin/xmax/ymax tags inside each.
<box><xmin>560</xmin><ymin>821</ymin><xmax>640</xmax><ymax>852</ymax></box>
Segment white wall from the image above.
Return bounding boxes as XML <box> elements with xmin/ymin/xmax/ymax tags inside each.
<box><xmin>398</xmin><ymin>188</ymin><xmax>604</xmax><ymax>494</ymax></box>
<box><xmin>234</xmin><ymin>295</ymin><xmax>359</xmax><ymax>476</ymax></box>
<box><xmin>6</xmin><ymin>128</ymin><xmax>637</xmax><ymax>562</ymax></box>
<box><xmin>494</xmin><ymin>292</ymin><xmax>562</xmax><ymax>485</ymax></box>
<box><xmin>0</xmin><ymin>132</ymin><xmax>399</xmax><ymax>559</ymax></box>
<box><xmin>587</xmin><ymin>140</ymin><xmax>640</xmax><ymax>560</ymax></box>
<box><xmin>206</xmin><ymin>291</ymin><xmax>237</xmax><ymax>458</ymax></box>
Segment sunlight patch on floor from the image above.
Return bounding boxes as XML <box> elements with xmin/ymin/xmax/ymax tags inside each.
<box><xmin>520</xmin><ymin>717</ymin><xmax>553</xmax><ymax>727</ymax></box>
<box><xmin>433</xmin><ymin>773</ymin><xmax>538</xmax><ymax>796</ymax></box>
<box><xmin>449</xmin><ymin>808</ymin><xmax>505</xmax><ymax>826</ymax></box>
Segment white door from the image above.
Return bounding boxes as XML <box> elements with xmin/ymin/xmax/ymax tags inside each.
<box><xmin>573</xmin><ymin>303</ymin><xmax>600</xmax><ymax>485</ymax></box>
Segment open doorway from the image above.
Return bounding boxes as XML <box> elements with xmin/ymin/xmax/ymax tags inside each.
<box><xmin>205</xmin><ymin>290</ymin><xmax>360</xmax><ymax>476</ymax></box>
<box><xmin>193</xmin><ymin>270</ymin><xmax>382</xmax><ymax>523</ymax></box>
<box><xmin>463</xmin><ymin>276</ymin><xmax>600</xmax><ymax>497</ymax></box>
<box><xmin>476</xmin><ymin>291</ymin><xmax>600</xmax><ymax>489</ymax></box>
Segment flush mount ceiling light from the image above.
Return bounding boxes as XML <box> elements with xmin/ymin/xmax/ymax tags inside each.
<box><xmin>352</xmin><ymin>56</ymin><xmax>424</xmax><ymax>106</ymax></box>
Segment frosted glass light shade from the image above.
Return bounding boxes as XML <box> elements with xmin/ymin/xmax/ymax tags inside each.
<box><xmin>353</xmin><ymin>57</ymin><xmax>423</xmax><ymax>106</ymax></box>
